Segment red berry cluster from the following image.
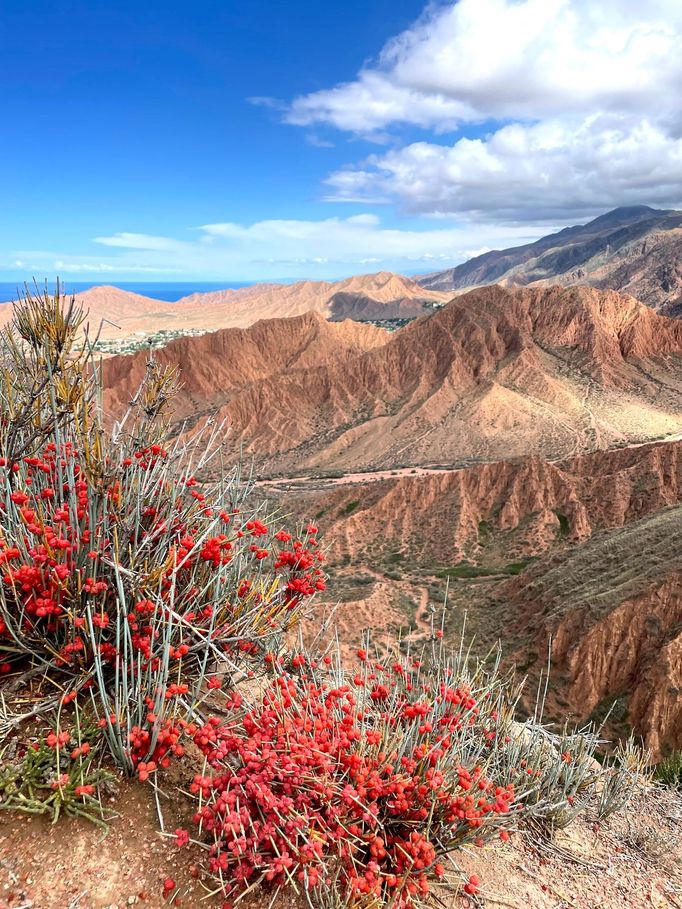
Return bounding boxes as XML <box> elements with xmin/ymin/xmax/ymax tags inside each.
<box><xmin>187</xmin><ymin>654</ymin><xmax>517</xmax><ymax>906</ymax></box>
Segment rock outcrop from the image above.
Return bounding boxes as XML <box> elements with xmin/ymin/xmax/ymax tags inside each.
<box><xmin>299</xmin><ymin>440</ymin><xmax>682</xmax><ymax>565</ymax></box>
<box><xmin>502</xmin><ymin>506</ymin><xmax>682</xmax><ymax>758</ymax></box>
<box><xmin>103</xmin><ymin>310</ymin><xmax>388</xmax><ymax>419</ymax></box>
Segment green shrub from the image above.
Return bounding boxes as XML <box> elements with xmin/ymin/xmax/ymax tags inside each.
<box><xmin>655</xmin><ymin>750</ymin><xmax>682</xmax><ymax>789</ymax></box>
<box><xmin>340</xmin><ymin>499</ymin><xmax>360</xmax><ymax>515</ymax></box>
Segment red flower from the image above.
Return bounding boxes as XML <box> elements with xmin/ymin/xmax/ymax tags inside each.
<box><xmin>175</xmin><ymin>828</ymin><xmax>190</xmax><ymax>847</ymax></box>
<box><xmin>75</xmin><ymin>784</ymin><xmax>95</xmax><ymax>797</ymax></box>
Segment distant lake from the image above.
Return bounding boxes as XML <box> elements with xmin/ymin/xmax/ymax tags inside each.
<box><xmin>0</xmin><ymin>281</ymin><xmax>253</xmax><ymax>304</ymax></box>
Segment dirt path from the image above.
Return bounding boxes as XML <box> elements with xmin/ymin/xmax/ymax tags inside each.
<box><xmin>403</xmin><ymin>587</ymin><xmax>433</xmax><ymax>645</ymax></box>
<box><xmin>256</xmin><ymin>432</ymin><xmax>682</xmax><ymax>492</ymax></box>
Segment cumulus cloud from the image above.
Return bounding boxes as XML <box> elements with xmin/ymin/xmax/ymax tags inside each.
<box><xmin>326</xmin><ymin>116</ymin><xmax>682</xmax><ymax>220</ymax></box>
<box><xmin>8</xmin><ymin>215</ymin><xmax>548</xmax><ymax>280</ymax></box>
<box><xmin>287</xmin><ymin>0</ymin><xmax>682</xmax><ymax>133</ymax></box>
<box><xmin>284</xmin><ymin>0</ymin><xmax>682</xmax><ymax>220</ymax></box>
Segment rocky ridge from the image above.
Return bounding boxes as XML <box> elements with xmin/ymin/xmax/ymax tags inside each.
<box><xmin>103</xmin><ymin>284</ymin><xmax>682</xmax><ymax>473</ymax></box>
<box><xmin>419</xmin><ymin>205</ymin><xmax>682</xmax><ymax>314</ymax></box>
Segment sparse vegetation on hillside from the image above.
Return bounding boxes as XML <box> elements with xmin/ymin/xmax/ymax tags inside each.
<box><xmin>437</xmin><ymin>560</ymin><xmax>531</xmax><ymax>579</ymax></box>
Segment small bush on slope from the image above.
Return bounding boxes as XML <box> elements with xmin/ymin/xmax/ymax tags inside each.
<box><xmin>656</xmin><ymin>750</ymin><xmax>682</xmax><ymax>790</ymax></box>
<box><xmin>0</xmin><ymin>711</ymin><xmax>114</xmax><ymax>825</ymax></box>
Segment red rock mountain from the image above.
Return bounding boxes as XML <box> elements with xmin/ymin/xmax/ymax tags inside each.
<box><xmin>174</xmin><ymin>271</ymin><xmax>447</xmax><ymax>323</ymax></box>
<box><xmin>105</xmin><ymin>284</ymin><xmax>682</xmax><ymax>474</ymax></box>
<box><xmin>502</xmin><ymin>502</ymin><xmax>682</xmax><ymax>758</ymax></box>
<box><xmin>103</xmin><ymin>311</ymin><xmax>388</xmax><ymax>417</ymax></box>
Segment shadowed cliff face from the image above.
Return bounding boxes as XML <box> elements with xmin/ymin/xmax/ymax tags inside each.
<box><xmin>501</xmin><ymin>505</ymin><xmax>682</xmax><ymax>759</ymax></box>
<box><xmin>418</xmin><ymin>206</ymin><xmax>682</xmax><ymax>316</ymax></box>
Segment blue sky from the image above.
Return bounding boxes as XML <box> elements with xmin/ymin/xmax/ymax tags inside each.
<box><xmin>1</xmin><ymin>0</ymin><xmax>680</xmax><ymax>282</ymax></box>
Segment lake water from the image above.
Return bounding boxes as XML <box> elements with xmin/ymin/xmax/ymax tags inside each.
<box><xmin>0</xmin><ymin>281</ymin><xmax>252</xmax><ymax>304</ymax></box>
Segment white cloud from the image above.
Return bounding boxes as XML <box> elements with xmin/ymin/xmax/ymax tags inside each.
<box><xmin>326</xmin><ymin>115</ymin><xmax>682</xmax><ymax>220</ymax></box>
<box><xmin>283</xmin><ymin>0</ymin><xmax>682</xmax><ymax>220</ymax></box>
<box><xmin>52</xmin><ymin>261</ymin><xmax>177</xmax><ymax>274</ymax></box>
<box><xmin>247</xmin><ymin>96</ymin><xmax>283</xmax><ymax>110</ymax></box>
<box><xmin>288</xmin><ymin>71</ymin><xmax>469</xmax><ymax>134</ymax></box>
<box><xmin>93</xmin><ymin>233</ymin><xmax>181</xmax><ymax>252</ymax></box>
<box><xmin>287</xmin><ymin>0</ymin><xmax>682</xmax><ymax>133</ymax></box>
<box><xmin>6</xmin><ymin>215</ymin><xmax>549</xmax><ymax>280</ymax></box>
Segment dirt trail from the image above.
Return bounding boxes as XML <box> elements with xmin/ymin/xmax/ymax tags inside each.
<box><xmin>403</xmin><ymin>587</ymin><xmax>434</xmax><ymax>645</ymax></box>
<box><xmin>256</xmin><ymin>431</ymin><xmax>682</xmax><ymax>492</ymax></box>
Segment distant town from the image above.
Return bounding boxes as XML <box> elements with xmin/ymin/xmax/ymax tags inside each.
<box><xmin>93</xmin><ymin>327</ymin><xmax>208</xmax><ymax>355</ymax></box>
<box><xmin>93</xmin><ymin>318</ymin><xmax>417</xmax><ymax>356</ymax></box>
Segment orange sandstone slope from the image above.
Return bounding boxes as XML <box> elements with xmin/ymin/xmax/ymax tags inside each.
<box><xmin>174</xmin><ymin>271</ymin><xmax>448</xmax><ymax>324</ymax></box>
<box><xmin>102</xmin><ymin>310</ymin><xmax>389</xmax><ymax>419</ymax></box>
<box><xmin>0</xmin><ymin>284</ymin><xmax>177</xmax><ymax>337</ymax></box>
<box><xmin>126</xmin><ymin>284</ymin><xmax>682</xmax><ymax>473</ymax></box>
<box><xmin>297</xmin><ymin>440</ymin><xmax>682</xmax><ymax>565</ymax></box>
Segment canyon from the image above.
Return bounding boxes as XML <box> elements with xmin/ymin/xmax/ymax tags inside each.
<box><xmin>99</xmin><ymin>279</ymin><xmax>682</xmax><ymax>757</ymax></box>
<box><xmin>275</xmin><ymin>439</ymin><xmax>682</xmax><ymax>757</ymax></box>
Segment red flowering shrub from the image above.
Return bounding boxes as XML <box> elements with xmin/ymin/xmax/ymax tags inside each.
<box><xmin>0</xmin><ymin>287</ymin><xmax>324</xmax><ymax>773</ymax></box>
<box><xmin>187</xmin><ymin>647</ymin><xmax>519</xmax><ymax>907</ymax></box>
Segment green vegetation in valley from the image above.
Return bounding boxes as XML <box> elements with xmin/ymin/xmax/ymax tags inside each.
<box><xmin>437</xmin><ymin>559</ymin><xmax>532</xmax><ymax>579</ymax></box>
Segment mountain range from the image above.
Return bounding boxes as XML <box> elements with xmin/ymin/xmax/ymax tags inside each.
<box><xmin>419</xmin><ymin>205</ymin><xmax>682</xmax><ymax>315</ymax></box>
<box><xmin>2</xmin><ymin>207</ymin><xmax>680</xmax><ymax>352</ymax></box>
<box><xmin>0</xmin><ymin>272</ymin><xmax>446</xmax><ymax>342</ymax></box>
<box><xmin>105</xmin><ymin>284</ymin><xmax>682</xmax><ymax>475</ymax></box>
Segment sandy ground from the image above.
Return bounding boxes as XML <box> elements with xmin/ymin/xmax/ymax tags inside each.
<box><xmin>0</xmin><ymin>777</ymin><xmax>679</xmax><ymax>909</ymax></box>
